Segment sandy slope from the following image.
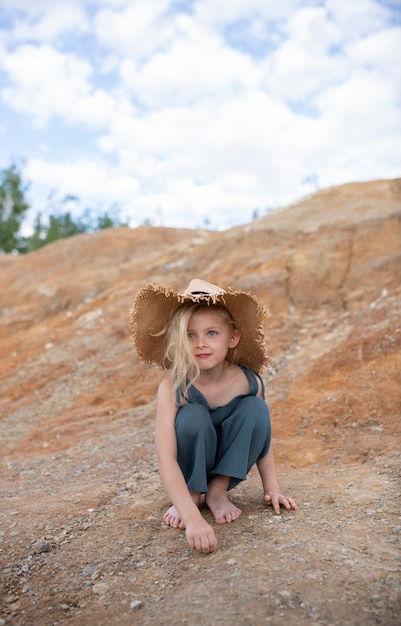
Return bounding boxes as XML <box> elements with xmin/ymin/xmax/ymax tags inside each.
<box><xmin>1</xmin><ymin>178</ymin><xmax>400</xmax><ymax>625</ymax></box>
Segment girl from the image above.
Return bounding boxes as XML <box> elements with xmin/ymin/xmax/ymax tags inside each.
<box><xmin>130</xmin><ymin>278</ymin><xmax>296</xmax><ymax>553</ymax></box>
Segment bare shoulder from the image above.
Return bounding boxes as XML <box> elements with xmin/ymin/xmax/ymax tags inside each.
<box><xmin>228</xmin><ymin>363</ymin><xmax>250</xmax><ymax>394</ymax></box>
<box><xmin>156</xmin><ymin>376</ymin><xmax>178</xmax><ymax>419</ymax></box>
<box><xmin>158</xmin><ymin>375</ymin><xmax>174</xmax><ymax>396</ymax></box>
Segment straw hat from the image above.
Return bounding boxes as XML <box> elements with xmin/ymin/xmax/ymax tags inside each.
<box><xmin>130</xmin><ymin>278</ymin><xmax>269</xmax><ymax>373</ymax></box>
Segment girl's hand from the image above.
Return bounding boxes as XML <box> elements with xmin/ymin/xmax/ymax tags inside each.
<box><xmin>185</xmin><ymin>518</ymin><xmax>218</xmax><ymax>553</ymax></box>
<box><xmin>264</xmin><ymin>491</ymin><xmax>297</xmax><ymax>515</ymax></box>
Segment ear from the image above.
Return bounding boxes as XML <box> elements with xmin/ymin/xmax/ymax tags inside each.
<box><xmin>229</xmin><ymin>329</ymin><xmax>241</xmax><ymax>349</ymax></box>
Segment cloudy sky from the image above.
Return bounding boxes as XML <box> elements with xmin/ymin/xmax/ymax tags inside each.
<box><xmin>0</xmin><ymin>0</ymin><xmax>400</xmax><ymax>230</ymax></box>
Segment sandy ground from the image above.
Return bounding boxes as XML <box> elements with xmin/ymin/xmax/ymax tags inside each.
<box><xmin>2</xmin><ymin>399</ymin><xmax>400</xmax><ymax>626</ymax></box>
<box><xmin>1</xmin><ymin>178</ymin><xmax>400</xmax><ymax>625</ymax></box>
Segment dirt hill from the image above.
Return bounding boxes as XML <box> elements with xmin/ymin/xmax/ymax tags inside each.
<box><xmin>1</xmin><ymin>178</ymin><xmax>400</xmax><ymax>626</ymax></box>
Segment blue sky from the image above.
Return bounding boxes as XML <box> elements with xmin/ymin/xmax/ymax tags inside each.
<box><xmin>0</xmin><ymin>0</ymin><xmax>400</xmax><ymax>230</ymax></box>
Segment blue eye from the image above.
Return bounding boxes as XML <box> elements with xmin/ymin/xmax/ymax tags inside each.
<box><xmin>208</xmin><ymin>330</ymin><xmax>217</xmax><ymax>336</ymax></box>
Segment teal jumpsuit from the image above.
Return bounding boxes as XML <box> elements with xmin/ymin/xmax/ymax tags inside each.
<box><xmin>175</xmin><ymin>366</ymin><xmax>271</xmax><ymax>492</ymax></box>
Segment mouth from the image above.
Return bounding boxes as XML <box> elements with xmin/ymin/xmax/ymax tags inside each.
<box><xmin>196</xmin><ymin>354</ymin><xmax>211</xmax><ymax>359</ymax></box>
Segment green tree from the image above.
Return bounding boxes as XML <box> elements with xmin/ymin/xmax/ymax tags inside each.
<box><xmin>23</xmin><ymin>202</ymin><xmax>128</xmax><ymax>252</ymax></box>
<box><xmin>24</xmin><ymin>210</ymin><xmax>87</xmax><ymax>251</ymax></box>
<box><xmin>0</xmin><ymin>164</ymin><xmax>30</xmax><ymax>253</ymax></box>
<box><xmin>77</xmin><ymin>205</ymin><xmax>128</xmax><ymax>232</ymax></box>
<box><xmin>96</xmin><ymin>212</ymin><xmax>123</xmax><ymax>230</ymax></box>
<box><xmin>1</xmin><ymin>163</ymin><xmax>128</xmax><ymax>253</ymax></box>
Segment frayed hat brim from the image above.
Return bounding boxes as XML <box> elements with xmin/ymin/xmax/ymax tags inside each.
<box><xmin>130</xmin><ymin>279</ymin><xmax>270</xmax><ymax>373</ymax></box>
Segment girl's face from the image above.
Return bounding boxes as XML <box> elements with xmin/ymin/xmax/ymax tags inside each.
<box><xmin>187</xmin><ymin>308</ymin><xmax>241</xmax><ymax>370</ymax></box>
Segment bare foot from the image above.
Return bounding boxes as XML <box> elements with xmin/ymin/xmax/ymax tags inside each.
<box><xmin>206</xmin><ymin>490</ymin><xmax>242</xmax><ymax>524</ymax></box>
<box><xmin>163</xmin><ymin>490</ymin><xmax>201</xmax><ymax>530</ymax></box>
<box><xmin>163</xmin><ymin>505</ymin><xmax>186</xmax><ymax>529</ymax></box>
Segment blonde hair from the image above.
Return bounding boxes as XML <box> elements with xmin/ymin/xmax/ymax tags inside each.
<box><xmin>163</xmin><ymin>302</ymin><xmax>239</xmax><ymax>403</ymax></box>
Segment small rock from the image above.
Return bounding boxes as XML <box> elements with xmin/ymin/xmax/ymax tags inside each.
<box><xmin>130</xmin><ymin>600</ymin><xmax>143</xmax><ymax>610</ymax></box>
<box><xmin>5</xmin><ymin>594</ymin><xmax>19</xmax><ymax>604</ymax></box>
<box><xmin>226</xmin><ymin>558</ymin><xmax>237</xmax><ymax>565</ymax></box>
<box><xmin>93</xmin><ymin>582</ymin><xmax>109</xmax><ymax>595</ymax></box>
<box><xmin>33</xmin><ymin>538</ymin><xmax>51</xmax><ymax>553</ymax></box>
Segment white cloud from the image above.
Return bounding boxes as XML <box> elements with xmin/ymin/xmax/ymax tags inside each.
<box><xmin>26</xmin><ymin>157</ymin><xmax>141</xmax><ymax>208</ymax></box>
<box><xmin>0</xmin><ymin>0</ymin><xmax>63</xmax><ymax>14</ymax></box>
<box><xmin>10</xmin><ymin>4</ymin><xmax>89</xmax><ymax>43</ymax></box>
<box><xmin>119</xmin><ymin>19</ymin><xmax>259</xmax><ymax>108</ymax></box>
<box><xmin>0</xmin><ymin>0</ymin><xmax>399</xmax><ymax>231</ymax></box>
<box><xmin>326</xmin><ymin>0</ymin><xmax>392</xmax><ymax>39</ymax></box>
<box><xmin>195</xmin><ymin>0</ymin><xmax>303</xmax><ymax>24</ymax></box>
<box><xmin>317</xmin><ymin>69</ymin><xmax>401</xmax><ymax>147</ymax></box>
<box><xmin>118</xmin><ymin>173</ymin><xmax>275</xmax><ymax>229</ymax></box>
<box><xmin>284</xmin><ymin>6</ymin><xmax>342</xmax><ymax>52</ymax></box>
<box><xmin>0</xmin><ymin>44</ymin><xmax>117</xmax><ymax>127</ymax></box>
<box><xmin>94</xmin><ymin>0</ymin><xmax>174</xmax><ymax>59</ymax></box>
<box><xmin>348</xmin><ymin>25</ymin><xmax>401</xmax><ymax>82</ymax></box>
<box><xmin>99</xmin><ymin>90</ymin><xmax>300</xmax><ymax>186</ymax></box>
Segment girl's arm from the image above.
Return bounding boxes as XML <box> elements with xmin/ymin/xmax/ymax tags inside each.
<box><xmin>257</xmin><ymin>446</ymin><xmax>297</xmax><ymax>514</ymax></box>
<box><xmin>255</xmin><ymin>378</ymin><xmax>297</xmax><ymax>514</ymax></box>
<box><xmin>155</xmin><ymin>377</ymin><xmax>218</xmax><ymax>553</ymax></box>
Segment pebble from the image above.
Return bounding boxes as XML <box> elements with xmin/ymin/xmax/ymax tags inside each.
<box><xmin>130</xmin><ymin>600</ymin><xmax>142</xmax><ymax>610</ymax></box>
<box><xmin>5</xmin><ymin>594</ymin><xmax>19</xmax><ymax>604</ymax></box>
<box><xmin>93</xmin><ymin>582</ymin><xmax>109</xmax><ymax>595</ymax></box>
<box><xmin>33</xmin><ymin>538</ymin><xmax>52</xmax><ymax>553</ymax></box>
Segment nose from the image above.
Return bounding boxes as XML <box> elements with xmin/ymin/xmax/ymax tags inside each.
<box><xmin>196</xmin><ymin>335</ymin><xmax>207</xmax><ymax>348</ymax></box>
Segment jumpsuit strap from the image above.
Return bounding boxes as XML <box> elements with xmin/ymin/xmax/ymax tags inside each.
<box><xmin>175</xmin><ymin>383</ymin><xmax>189</xmax><ymax>407</ymax></box>
<box><xmin>240</xmin><ymin>365</ymin><xmax>265</xmax><ymax>400</ymax></box>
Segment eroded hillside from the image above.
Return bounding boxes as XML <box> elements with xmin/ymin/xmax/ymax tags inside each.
<box><xmin>1</xmin><ymin>179</ymin><xmax>400</xmax><ymax>626</ymax></box>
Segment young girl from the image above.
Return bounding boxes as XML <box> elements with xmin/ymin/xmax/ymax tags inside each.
<box><xmin>130</xmin><ymin>278</ymin><xmax>296</xmax><ymax>553</ymax></box>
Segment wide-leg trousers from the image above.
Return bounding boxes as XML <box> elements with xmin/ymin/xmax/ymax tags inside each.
<box><xmin>175</xmin><ymin>396</ymin><xmax>271</xmax><ymax>492</ymax></box>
